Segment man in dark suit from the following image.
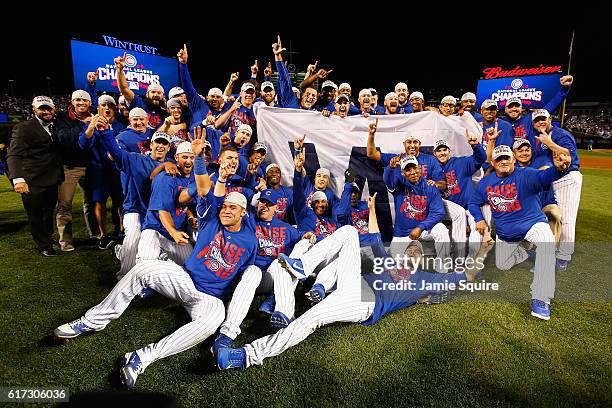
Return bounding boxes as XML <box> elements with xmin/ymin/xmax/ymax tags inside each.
<box><xmin>7</xmin><ymin>96</ymin><xmax>64</xmax><ymax>256</ymax></box>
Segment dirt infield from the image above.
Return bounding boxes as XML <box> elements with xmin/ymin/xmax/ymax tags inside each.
<box><xmin>580</xmin><ymin>155</ymin><xmax>612</xmax><ymax>169</ymax></box>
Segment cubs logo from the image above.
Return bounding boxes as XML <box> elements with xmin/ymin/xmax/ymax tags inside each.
<box><xmin>444</xmin><ymin>170</ymin><xmax>460</xmax><ymax>197</ymax></box>
<box><xmin>315</xmin><ymin>219</ymin><xmax>337</xmax><ymax>238</ymax></box>
<box><xmin>351</xmin><ymin>210</ymin><xmax>369</xmax><ymax>234</ymax></box>
<box><xmin>487</xmin><ymin>193</ymin><xmax>521</xmax><ymax>212</ymax></box>
<box><xmin>256</xmin><ymin>226</ymin><xmax>286</xmax><ymax>258</ymax></box>
<box><xmin>147</xmin><ymin>113</ymin><xmax>162</xmax><ymax>130</ymax></box>
<box><xmin>400</xmin><ymin>194</ymin><xmax>427</xmax><ymax>220</ymax></box>
<box><xmin>511</xmin><ymin>78</ymin><xmax>523</xmax><ymax>90</ymax></box>
<box><xmin>198</xmin><ymin>231</ymin><xmax>244</xmax><ymax>279</ymax></box>
<box><xmin>124</xmin><ymin>54</ymin><xmax>137</xmax><ymax>68</ymax></box>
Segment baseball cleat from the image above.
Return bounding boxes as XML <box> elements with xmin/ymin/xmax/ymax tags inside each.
<box><xmin>277</xmin><ymin>254</ymin><xmax>307</xmax><ymax>280</ymax></box>
<box><xmin>217</xmin><ymin>347</ymin><xmax>246</xmax><ymax>371</ymax></box>
<box><xmin>270</xmin><ymin>311</ymin><xmax>293</xmax><ymax>331</ymax></box>
<box><xmin>259</xmin><ymin>295</ymin><xmax>276</xmax><ymax>315</ymax></box>
<box><xmin>530</xmin><ymin>299</ymin><xmax>551</xmax><ymax>321</ymax></box>
<box><xmin>418</xmin><ymin>291</ymin><xmax>451</xmax><ymax>305</ymax></box>
<box><xmin>54</xmin><ymin>317</ymin><xmax>102</xmax><ymax>339</ymax></box>
<box><xmin>138</xmin><ymin>288</ymin><xmax>156</xmax><ymax>299</ymax></box>
<box><xmin>555</xmin><ymin>259</ymin><xmax>569</xmax><ymax>271</ymax></box>
<box><xmin>210</xmin><ymin>333</ymin><xmax>233</xmax><ymax>358</ymax></box>
<box><xmin>305</xmin><ymin>283</ymin><xmax>326</xmax><ymax>304</ymax></box>
<box><xmin>120</xmin><ymin>351</ymin><xmax>145</xmax><ymax>390</ymax></box>
<box><xmin>98</xmin><ymin>235</ymin><xmax>115</xmax><ymax>250</ymax></box>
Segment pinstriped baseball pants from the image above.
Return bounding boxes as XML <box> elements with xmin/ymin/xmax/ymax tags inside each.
<box><xmin>115</xmin><ymin>213</ymin><xmax>142</xmax><ymax>280</ymax></box>
<box><xmin>552</xmin><ymin>171</ymin><xmax>582</xmax><ymax>261</ymax></box>
<box><xmin>136</xmin><ymin>229</ymin><xmax>193</xmax><ymax>265</ymax></box>
<box><xmin>81</xmin><ymin>260</ymin><xmax>225</xmax><ymax>370</ymax></box>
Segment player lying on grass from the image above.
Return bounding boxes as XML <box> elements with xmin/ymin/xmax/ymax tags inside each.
<box><xmin>53</xmin><ymin>132</ymin><xmax>258</xmax><ymax>390</ymax></box>
<box><xmin>215</xmin><ymin>193</ymin><xmax>495</xmax><ymax>370</ymax></box>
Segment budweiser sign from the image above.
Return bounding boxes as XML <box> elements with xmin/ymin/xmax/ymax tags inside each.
<box><xmin>482</xmin><ymin>64</ymin><xmax>562</xmax><ymax>80</ymax></box>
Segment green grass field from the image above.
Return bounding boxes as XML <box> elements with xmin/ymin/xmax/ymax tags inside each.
<box><xmin>1</xmin><ymin>151</ymin><xmax>611</xmax><ymax>407</ymax></box>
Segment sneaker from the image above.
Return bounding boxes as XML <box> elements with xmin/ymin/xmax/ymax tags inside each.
<box><xmin>555</xmin><ymin>259</ymin><xmax>569</xmax><ymax>271</ymax></box>
<box><xmin>60</xmin><ymin>243</ymin><xmax>75</xmax><ymax>252</ymax></box>
<box><xmin>259</xmin><ymin>295</ymin><xmax>276</xmax><ymax>315</ymax></box>
<box><xmin>138</xmin><ymin>288</ymin><xmax>156</xmax><ymax>299</ymax></box>
<box><xmin>305</xmin><ymin>283</ymin><xmax>326</xmax><ymax>304</ymax></box>
<box><xmin>210</xmin><ymin>333</ymin><xmax>233</xmax><ymax>358</ymax></box>
<box><xmin>216</xmin><ymin>347</ymin><xmax>246</xmax><ymax>371</ymax></box>
<box><xmin>120</xmin><ymin>351</ymin><xmax>145</xmax><ymax>390</ymax></box>
<box><xmin>38</xmin><ymin>247</ymin><xmax>59</xmax><ymax>257</ymax></box>
<box><xmin>530</xmin><ymin>299</ymin><xmax>551</xmax><ymax>321</ymax></box>
<box><xmin>159</xmin><ymin>251</ymin><xmax>170</xmax><ymax>262</ymax></box>
<box><xmin>54</xmin><ymin>317</ymin><xmax>101</xmax><ymax>339</ymax></box>
<box><xmin>99</xmin><ymin>235</ymin><xmax>115</xmax><ymax>250</ymax></box>
<box><xmin>418</xmin><ymin>291</ymin><xmax>451</xmax><ymax>305</ymax></box>
<box><xmin>270</xmin><ymin>311</ymin><xmax>293</xmax><ymax>331</ymax></box>
<box><xmin>277</xmin><ymin>253</ymin><xmax>307</xmax><ymax>280</ymax></box>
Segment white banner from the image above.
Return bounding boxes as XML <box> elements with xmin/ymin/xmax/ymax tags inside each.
<box><xmin>256</xmin><ymin>107</ymin><xmax>482</xmax><ymax>196</ymax></box>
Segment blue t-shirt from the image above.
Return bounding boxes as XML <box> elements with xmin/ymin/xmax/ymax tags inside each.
<box><xmin>380</xmin><ymin>152</ymin><xmax>445</xmax><ymax>183</ymax></box>
<box><xmin>183</xmin><ymin>191</ymin><xmax>257</xmax><ymax>299</ymax></box>
<box><xmin>254</xmin><ymin>216</ymin><xmax>302</xmax><ymax>270</ymax></box>
<box><xmin>116</xmin><ymin>128</ymin><xmax>153</xmax><ymax>154</ymax></box>
<box><xmin>534</xmin><ymin>126</ymin><xmax>580</xmax><ymax>173</ymax></box>
<box><xmin>469</xmin><ymin>166</ymin><xmax>565</xmax><ymax>242</ymax></box>
<box><xmin>440</xmin><ymin>145</ymin><xmax>487</xmax><ymax>209</ymax></box>
<box><xmin>128</xmin><ymin>95</ymin><xmax>168</xmax><ymax>131</ymax></box>
<box><xmin>142</xmin><ymin>172</ymin><xmax>194</xmax><ymax>240</ymax></box>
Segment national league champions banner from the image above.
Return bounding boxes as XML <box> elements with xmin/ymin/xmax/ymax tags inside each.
<box><xmin>256</xmin><ymin>107</ymin><xmax>481</xmax><ymax>240</ymax></box>
<box><xmin>71</xmin><ymin>40</ymin><xmax>178</xmax><ymax>95</ymax></box>
<box><xmin>476</xmin><ymin>74</ymin><xmax>562</xmax><ymax>110</ymax></box>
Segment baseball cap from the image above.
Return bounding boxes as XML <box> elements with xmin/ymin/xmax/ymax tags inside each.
<box><xmin>166</xmin><ymin>98</ymin><xmax>181</xmax><ymax>108</ymax></box>
<box><xmin>118</xmin><ymin>95</ymin><xmax>126</xmax><ymax>106</ymax></box>
<box><xmin>259</xmin><ymin>189</ymin><xmax>280</xmax><ymax>204</ymax></box>
<box><xmin>506</xmin><ymin>97</ymin><xmax>522</xmax><ymax>108</ymax></box>
<box><xmin>336</xmin><ymin>94</ymin><xmax>350</xmax><ymax>103</ymax></box>
<box><xmin>292</xmin><ymin>87</ymin><xmax>300</xmax><ymax>94</ymax></box>
<box><xmin>266</xmin><ymin>163</ymin><xmax>280</xmax><ymax>173</ymax></box>
<box><xmin>369</xmin><ymin>88</ymin><xmax>378</xmax><ymax>95</ymax></box>
<box><xmin>400</xmin><ymin>155</ymin><xmax>419</xmax><ymax>169</ymax></box>
<box><xmin>316</xmin><ymin>168</ymin><xmax>331</xmax><ymax>178</ymax></box>
<box><xmin>71</xmin><ymin>90</ymin><xmax>91</xmax><ymax>102</ymax></box>
<box><xmin>208</xmin><ymin>88</ymin><xmax>223</xmax><ymax>97</ymax></box>
<box><xmin>261</xmin><ymin>81</ymin><xmax>275</xmax><ymax>91</ymax></box>
<box><xmin>395</xmin><ymin>82</ymin><xmax>408</xmax><ymax>92</ymax></box>
<box><xmin>98</xmin><ymin>95</ymin><xmax>116</xmax><ymax>106</ymax></box>
<box><xmin>434</xmin><ymin>140</ymin><xmax>450</xmax><ymax>151</ymax></box>
<box><xmin>204</xmin><ymin>140</ymin><xmax>212</xmax><ymax>149</ymax></box>
<box><xmin>252</xmin><ymin>142</ymin><xmax>267</xmax><ymax>153</ymax></box>
<box><xmin>532</xmin><ymin>109</ymin><xmax>550</xmax><ymax>120</ymax></box>
<box><xmin>128</xmin><ymin>107</ymin><xmax>147</xmax><ymax>119</ymax></box>
<box><xmin>151</xmin><ymin>132</ymin><xmax>171</xmax><ymax>144</ymax></box>
<box><xmin>385</xmin><ymin>92</ymin><xmax>398</xmax><ymax>101</ymax></box>
<box><xmin>147</xmin><ymin>83</ymin><xmax>165</xmax><ymax>95</ymax></box>
<box><xmin>461</xmin><ymin>92</ymin><xmax>477</xmax><ymax>102</ymax></box>
<box><xmin>176</xmin><ymin>141</ymin><xmax>194</xmax><ymax>155</ymax></box>
<box><xmin>512</xmin><ymin>138</ymin><xmax>531</xmax><ymax>150</ymax></box>
<box><xmin>358</xmin><ymin>89</ymin><xmax>372</xmax><ymax>98</ymax></box>
<box><xmin>225</xmin><ymin>191</ymin><xmax>248</xmax><ymax>209</ymax></box>
<box><xmin>322</xmin><ymin>80</ymin><xmax>338</xmax><ymax>90</ymax></box>
<box><xmin>32</xmin><ymin>96</ymin><xmax>55</xmax><ymax>109</ymax></box>
<box><xmin>311</xmin><ymin>191</ymin><xmax>328</xmax><ymax>202</ymax></box>
<box><xmin>481</xmin><ymin>99</ymin><xmax>498</xmax><ymax>109</ymax></box>
<box><xmin>492</xmin><ymin>145</ymin><xmax>513</xmax><ymax>160</ymax></box>
<box><xmin>339</xmin><ymin>82</ymin><xmax>351</xmax><ymax>91</ymax></box>
<box><xmin>403</xmin><ymin>134</ymin><xmax>420</xmax><ymax>142</ymax></box>
<box><xmin>409</xmin><ymin>91</ymin><xmax>424</xmax><ymax>101</ymax></box>
<box><xmin>237</xmin><ymin>124</ymin><xmax>252</xmax><ymax>136</ymax></box>
<box><xmin>241</xmin><ymin>82</ymin><xmax>256</xmax><ymax>92</ymax></box>
<box><xmin>441</xmin><ymin>95</ymin><xmax>456</xmax><ymax>105</ymax></box>
<box><xmin>351</xmin><ymin>182</ymin><xmax>361</xmax><ymax>192</ymax></box>
<box><xmin>169</xmin><ymin>87</ymin><xmax>184</xmax><ymax>99</ymax></box>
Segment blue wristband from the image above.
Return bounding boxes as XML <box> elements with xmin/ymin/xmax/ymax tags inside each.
<box><xmin>194</xmin><ymin>156</ymin><xmax>207</xmax><ymax>175</ymax></box>
<box><xmin>187</xmin><ymin>185</ymin><xmax>197</xmax><ymax>198</ymax></box>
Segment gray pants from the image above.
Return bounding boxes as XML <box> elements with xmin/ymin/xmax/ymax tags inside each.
<box><xmin>56</xmin><ymin>166</ymin><xmax>97</xmax><ymax>246</ymax></box>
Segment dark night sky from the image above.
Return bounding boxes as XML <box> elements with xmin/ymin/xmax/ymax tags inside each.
<box><xmin>1</xmin><ymin>10</ymin><xmax>604</xmax><ymax>102</ymax></box>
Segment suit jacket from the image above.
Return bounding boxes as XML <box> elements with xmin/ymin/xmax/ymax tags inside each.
<box><xmin>6</xmin><ymin>118</ymin><xmax>64</xmax><ymax>187</ymax></box>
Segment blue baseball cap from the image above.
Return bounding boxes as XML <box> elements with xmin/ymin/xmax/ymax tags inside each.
<box><xmin>259</xmin><ymin>189</ymin><xmax>280</xmax><ymax>204</ymax></box>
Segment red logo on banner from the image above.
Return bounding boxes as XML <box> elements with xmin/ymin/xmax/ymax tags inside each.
<box><xmin>482</xmin><ymin>65</ymin><xmax>562</xmax><ymax>80</ymax></box>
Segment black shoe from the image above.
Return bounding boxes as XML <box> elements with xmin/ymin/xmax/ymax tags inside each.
<box><xmin>99</xmin><ymin>236</ymin><xmax>115</xmax><ymax>250</ymax></box>
<box><xmin>38</xmin><ymin>247</ymin><xmax>59</xmax><ymax>257</ymax></box>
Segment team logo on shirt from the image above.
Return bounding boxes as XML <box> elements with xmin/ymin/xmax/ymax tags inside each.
<box><xmin>315</xmin><ymin>219</ymin><xmax>337</xmax><ymax>238</ymax></box>
<box><xmin>147</xmin><ymin>113</ymin><xmax>162</xmax><ymax>130</ymax></box>
<box><xmin>275</xmin><ymin>197</ymin><xmax>288</xmax><ymax>220</ymax></box>
<box><xmin>514</xmin><ymin>124</ymin><xmax>526</xmax><ymax>138</ymax></box>
<box><xmin>400</xmin><ymin>194</ymin><xmax>427</xmax><ymax>221</ymax></box>
<box><xmin>486</xmin><ymin>183</ymin><xmax>522</xmax><ymax>212</ymax></box>
<box><xmin>351</xmin><ymin>209</ymin><xmax>369</xmax><ymax>234</ymax></box>
<box><xmin>444</xmin><ymin>170</ymin><xmax>461</xmax><ymax>198</ymax></box>
<box><xmin>256</xmin><ymin>226</ymin><xmax>287</xmax><ymax>257</ymax></box>
<box><xmin>198</xmin><ymin>231</ymin><xmax>246</xmax><ymax>279</ymax></box>
<box><xmin>419</xmin><ymin>164</ymin><xmax>428</xmax><ymax>179</ymax></box>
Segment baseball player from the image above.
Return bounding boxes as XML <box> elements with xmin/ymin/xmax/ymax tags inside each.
<box><xmin>479</xmin><ymin>99</ymin><xmax>514</xmax><ymax>153</ymax></box>
<box><xmin>213</xmin><ymin>85</ymin><xmax>257</xmax><ymax>137</ymax></box>
<box><xmin>512</xmin><ymin>138</ymin><xmax>561</xmax><ymax>244</ymax></box>
<box><xmin>114</xmin><ymin>52</ymin><xmax>167</xmax><ymax>130</ymax></box>
<box><xmin>215</xmin><ymin>194</ymin><xmax>494</xmax><ymax>370</ymax></box>
<box><xmin>432</xmin><ymin>131</ymin><xmax>487</xmax><ymax>258</ymax></box>
<box><xmin>159</xmin><ymin>98</ymin><xmax>188</xmax><ymax>156</ymax></box>
<box><xmin>116</xmin><ymin>108</ymin><xmax>153</xmax><ymax>154</ymax></box>
<box><xmin>369</xmin><ymin>88</ymin><xmax>386</xmax><ymax>115</ymax></box>
<box><xmin>261</xmin><ymin>163</ymin><xmax>294</xmax><ymax>222</ymax></box>
<box><xmin>468</xmin><ymin>145</ymin><xmax>572</xmax><ymax>320</ymax></box>
<box><xmin>457</xmin><ymin>92</ymin><xmax>483</xmax><ymax>121</ymax></box>
<box><xmin>99</xmin><ymin>130</ymin><xmax>173</xmax><ymax>279</ymax></box>
<box><xmin>501</xmin><ymin>75</ymin><xmax>573</xmax><ymax>143</ymax></box>
<box><xmin>272</xmin><ymin>35</ymin><xmax>318</xmax><ymax>110</ymax></box>
<box><xmin>530</xmin><ymin>109</ymin><xmax>581</xmax><ymax>270</ymax></box>
<box><xmin>136</xmin><ymin>142</ymin><xmax>195</xmax><ymax>266</ymax></box>
<box><xmin>385</xmin><ymin>156</ymin><xmax>450</xmax><ymax>273</ymax></box>
<box><xmin>438</xmin><ymin>96</ymin><xmax>456</xmax><ymax>117</ymax></box>
<box><xmin>408</xmin><ymin>91</ymin><xmax>426</xmax><ymax>113</ymax></box>
<box><xmin>53</xmin><ymin>148</ymin><xmax>257</xmax><ymax>389</ymax></box>
<box><xmin>395</xmin><ymin>82</ymin><xmax>413</xmax><ymax>114</ymax></box>
<box><xmin>384</xmin><ymin>92</ymin><xmax>400</xmax><ymax>114</ymax></box>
